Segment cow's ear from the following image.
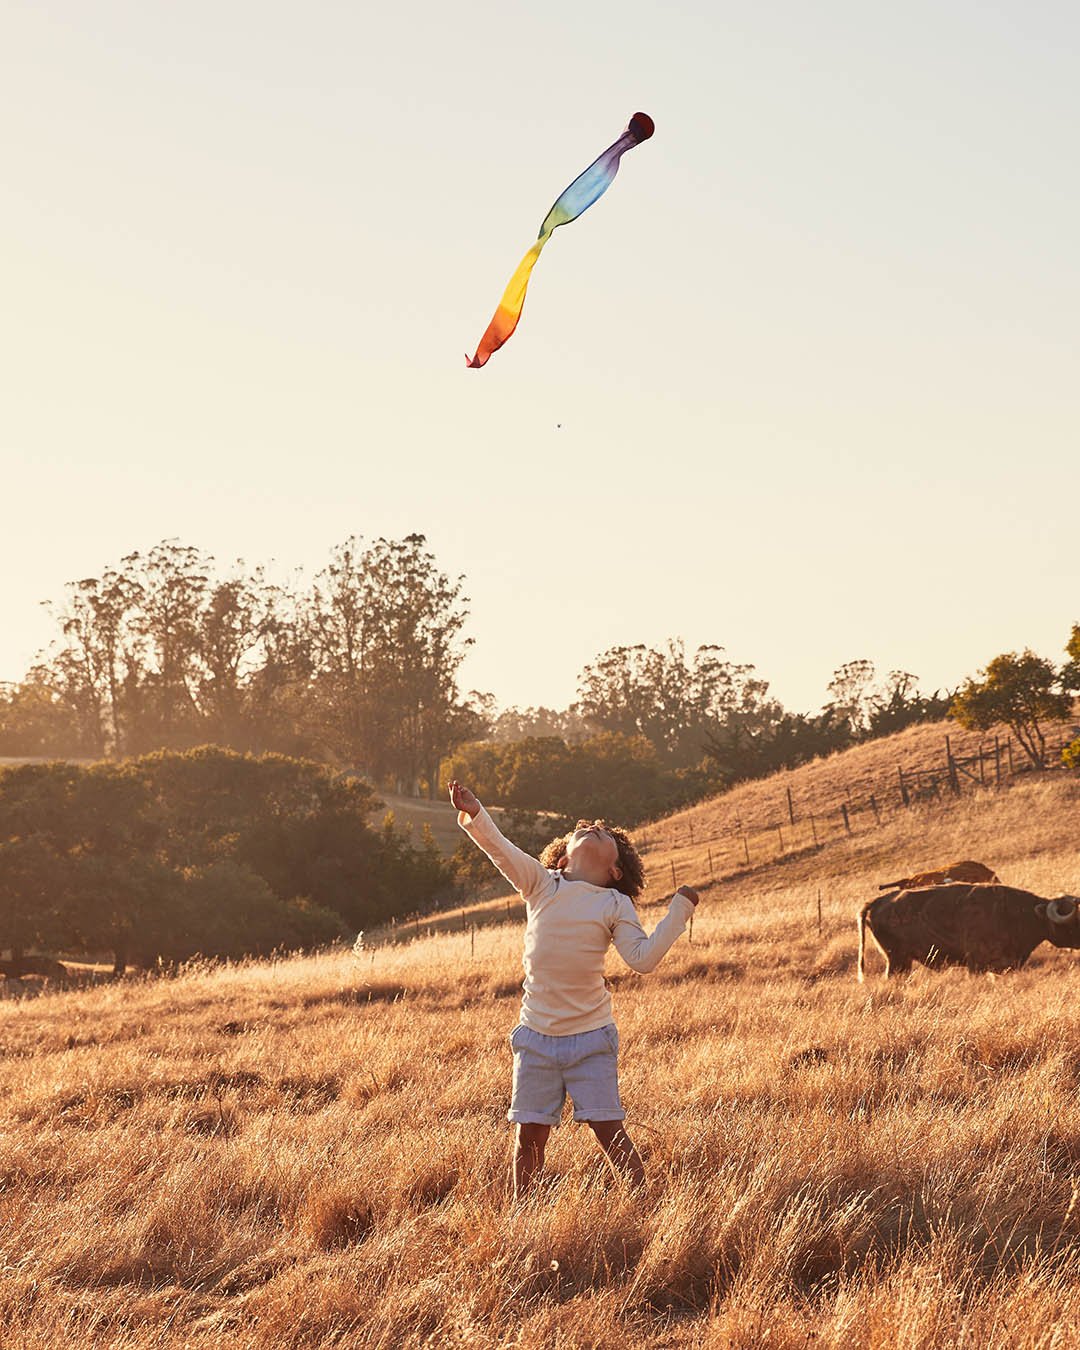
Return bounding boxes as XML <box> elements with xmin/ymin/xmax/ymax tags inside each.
<box><xmin>1035</xmin><ymin>903</ymin><xmax>1047</xmax><ymax>918</ymax></box>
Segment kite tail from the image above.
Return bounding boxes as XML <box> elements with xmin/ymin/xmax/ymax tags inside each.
<box><xmin>465</xmin><ymin>238</ymin><xmax>547</xmax><ymax>369</ymax></box>
<box><xmin>466</xmin><ymin>112</ymin><xmax>654</xmax><ymax>369</ymax></box>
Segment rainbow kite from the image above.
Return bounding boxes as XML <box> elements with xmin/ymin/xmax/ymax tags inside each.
<box><xmin>466</xmin><ymin>112</ymin><xmax>655</xmax><ymax>369</ymax></box>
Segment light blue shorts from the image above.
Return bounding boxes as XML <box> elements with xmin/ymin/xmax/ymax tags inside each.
<box><xmin>508</xmin><ymin>1022</ymin><xmax>624</xmax><ymax>1127</ymax></box>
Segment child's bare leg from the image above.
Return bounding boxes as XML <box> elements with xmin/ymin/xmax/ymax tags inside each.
<box><xmin>587</xmin><ymin>1120</ymin><xmax>645</xmax><ymax>1189</ymax></box>
<box><xmin>513</xmin><ymin>1123</ymin><xmax>551</xmax><ymax>1199</ymax></box>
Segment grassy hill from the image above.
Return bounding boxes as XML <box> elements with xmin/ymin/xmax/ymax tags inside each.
<box><xmin>3</xmin><ymin>740</ymin><xmax>1080</xmax><ymax>1346</ymax></box>
<box><xmin>378</xmin><ymin>715</ymin><xmax>1078</xmax><ymax>874</ymax></box>
<box><xmin>633</xmin><ymin>714</ymin><xmax>1073</xmax><ymax>895</ymax></box>
<box><xmin>397</xmin><ymin>715</ymin><xmax>1076</xmax><ymax>940</ymax></box>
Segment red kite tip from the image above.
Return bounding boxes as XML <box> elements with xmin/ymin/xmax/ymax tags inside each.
<box><xmin>628</xmin><ymin>112</ymin><xmax>655</xmax><ymax>143</ymax></box>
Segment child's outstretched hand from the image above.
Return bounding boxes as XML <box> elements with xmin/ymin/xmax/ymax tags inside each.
<box><xmin>677</xmin><ymin>885</ymin><xmax>700</xmax><ymax>907</ymax></box>
<box><xmin>448</xmin><ymin>779</ymin><xmax>481</xmax><ymax>818</ymax></box>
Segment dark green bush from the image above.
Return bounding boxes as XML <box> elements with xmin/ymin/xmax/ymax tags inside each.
<box><xmin>0</xmin><ymin>747</ymin><xmax>452</xmax><ymax>973</ymax></box>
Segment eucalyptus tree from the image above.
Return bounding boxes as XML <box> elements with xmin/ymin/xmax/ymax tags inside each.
<box><xmin>574</xmin><ymin>640</ymin><xmax>778</xmax><ymax>768</ymax></box>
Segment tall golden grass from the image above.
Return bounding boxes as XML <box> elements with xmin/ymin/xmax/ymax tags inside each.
<box><xmin>3</xmin><ymin>770</ymin><xmax>1080</xmax><ymax>1347</ymax></box>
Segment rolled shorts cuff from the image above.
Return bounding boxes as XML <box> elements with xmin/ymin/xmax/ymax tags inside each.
<box><xmin>508</xmin><ymin>1109</ymin><xmax>562</xmax><ymax>1127</ymax></box>
<box><xmin>508</xmin><ymin>1022</ymin><xmax>622</xmax><ymax>1128</ymax></box>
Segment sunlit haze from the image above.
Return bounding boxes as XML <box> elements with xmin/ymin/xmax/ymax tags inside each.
<box><xmin>4</xmin><ymin>1</ymin><xmax>1078</xmax><ymax>716</ymax></box>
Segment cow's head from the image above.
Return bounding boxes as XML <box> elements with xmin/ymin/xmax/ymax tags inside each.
<box><xmin>1036</xmin><ymin>897</ymin><xmax>1080</xmax><ymax>947</ymax></box>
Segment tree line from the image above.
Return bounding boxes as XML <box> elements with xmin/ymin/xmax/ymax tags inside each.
<box><xmin>1</xmin><ymin>538</ymin><xmax>1076</xmax><ymax>826</ymax></box>
<box><xmin>0</xmin><ymin>536</ymin><xmax>483</xmax><ymax>795</ymax></box>
<box><xmin>447</xmin><ymin>631</ymin><xmax>1080</xmax><ymax>838</ymax></box>
<box><xmin>0</xmin><ymin>747</ymin><xmax>453</xmax><ymax>977</ymax></box>
<box><xmin>448</xmin><ymin>642</ymin><xmax>957</xmax><ymax>824</ymax></box>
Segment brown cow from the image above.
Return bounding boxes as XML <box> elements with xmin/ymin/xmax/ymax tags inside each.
<box><xmin>858</xmin><ymin>884</ymin><xmax>1080</xmax><ymax>979</ymax></box>
<box><xmin>876</xmin><ymin>860</ymin><xmax>999</xmax><ymax>891</ymax></box>
<box><xmin>0</xmin><ymin>955</ymin><xmax>69</xmax><ymax>982</ymax></box>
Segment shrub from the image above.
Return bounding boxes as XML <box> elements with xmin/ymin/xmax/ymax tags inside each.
<box><xmin>0</xmin><ymin>747</ymin><xmax>452</xmax><ymax>971</ymax></box>
<box><xmin>951</xmin><ymin>651</ymin><xmax>1072</xmax><ymax>768</ymax></box>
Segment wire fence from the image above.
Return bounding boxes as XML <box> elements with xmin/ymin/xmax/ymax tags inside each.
<box><xmin>635</xmin><ymin>732</ymin><xmax>1077</xmax><ymax>901</ymax></box>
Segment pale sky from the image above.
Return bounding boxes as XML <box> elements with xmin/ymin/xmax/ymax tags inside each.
<box><xmin>3</xmin><ymin>1</ymin><xmax>1078</xmax><ymax>716</ymax></box>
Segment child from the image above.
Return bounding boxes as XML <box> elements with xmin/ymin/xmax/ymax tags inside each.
<box><xmin>449</xmin><ymin>778</ymin><xmax>699</xmax><ymax>1199</ymax></box>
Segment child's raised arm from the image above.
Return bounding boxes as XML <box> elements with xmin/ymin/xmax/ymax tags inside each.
<box><xmin>449</xmin><ymin>779</ymin><xmax>553</xmax><ymax>903</ymax></box>
<box><xmin>610</xmin><ymin>887</ymin><xmax>697</xmax><ymax>973</ymax></box>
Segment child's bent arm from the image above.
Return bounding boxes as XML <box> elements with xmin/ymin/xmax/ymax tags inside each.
<box><xmin>610</xmin><ymin>892</ymin><xmax>696</xmax><ymax>973</ymax></box>
<box><xmin>458</xmin><ymin>806</ymin><xmax>553</xmax><ymax>902</ymax></box>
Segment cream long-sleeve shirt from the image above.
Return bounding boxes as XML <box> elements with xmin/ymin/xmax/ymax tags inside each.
<box><xmin>460</xmin><ymin>806</ymin><xmax>695</xmax><ymax>1036</ymax></box>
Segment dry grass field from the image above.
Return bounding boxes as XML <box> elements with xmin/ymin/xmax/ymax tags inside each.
<box><xmin>3</xmin><ymin>765</ymin><xmax>1080</xmax><ymax>1347</ymax></box>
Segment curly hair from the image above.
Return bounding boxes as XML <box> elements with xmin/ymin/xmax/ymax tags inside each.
<box><xmin>539</xmin><ymin>819</ymin><xmax>645</xmax><ymax>900</ymax></box>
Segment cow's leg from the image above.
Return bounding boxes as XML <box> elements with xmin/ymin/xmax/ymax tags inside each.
<box><xmin>884</xmin><ymin>953</ymin><xmax>912</xmax><ymax>977</ymax></box>
<box><xmin>862</xmin><ymin>922</ymin><xmax>894</xmax><ymax>981</ymax></box>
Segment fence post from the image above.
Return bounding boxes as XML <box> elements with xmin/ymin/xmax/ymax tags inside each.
<box><xmin>994</xmin><ymin>735</ymin><xmax>1001</xmax><ymax>786</ymax></box>
<box><xmin>840</xmin><ymin>803</ymin><xmax>851</xmax><ymax>834</ymax></box>
<box><xmin>817</xmin><ymin>889</ymin><xmax>822</xmax><ymax>937</ymax></box>
<box><xmin>741</xmin><ymin>832</ymin><xmax>750</xmax><ymax>866</ymax></box>
<box><xmin>809</xmin><ymin>812</ymin><xmax>819</xmax><ymax>847</ymax></box>
<box><xmin>1007</xmin><ymin>738</ymin><xmax>1015</xmax><ymax>774</ymax></box>
<box><xmin>707</xmin><ymin>848</ymin><xmax>714</xmax><ymax>879</ymax></box>
<box><xmin>869</xmin><ymin>793</ymin><xmax>881</xmax><ymax>825</ymax></box>
<box><xmin>978</xmin><ymin>745</ymin><xmax>986</xmax><ymax>785</ymax></box>
<box><xmin>776</xmin><ymin>823</ymin><xmax>784</xmax><ymax>853</ymax></box>
<box><xmin>945</xmin><ymin>735</ymin><xmax>960</xmax><ymax>794</ymax></box>
<box><xmin>898</xmin><ymin>765</ymin><xmax>910</xmax><ymax>807</ymax></box>
<box><xmin>786</xmin><ymin>786</ymin><xmax>795</xmax><ymax>826</ymax></box>
<box><xmin>670</xmin><ymin>860</ymin><xmax>677</xmax><ymax>891</ymax></box>
<box><xmin>689</xmin><ymin>821</ymin><xmax>695</xmax><ymax>846</ymax></box>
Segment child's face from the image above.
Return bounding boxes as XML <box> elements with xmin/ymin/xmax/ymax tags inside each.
<box><xmin>562</xmin><ymin>825</ymin><xmax>622</xmax><ymax>886</ymax></box>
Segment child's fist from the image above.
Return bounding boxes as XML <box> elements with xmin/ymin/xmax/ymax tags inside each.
<box><xmin>448</xmin><ymin>779</ymin><xmax>481</xmax><ymax>818</ymax></box>
<box><xmin>677</xmin><ymin>885</ymin><xmax>700</xmax><ymax>906</ymax></box>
